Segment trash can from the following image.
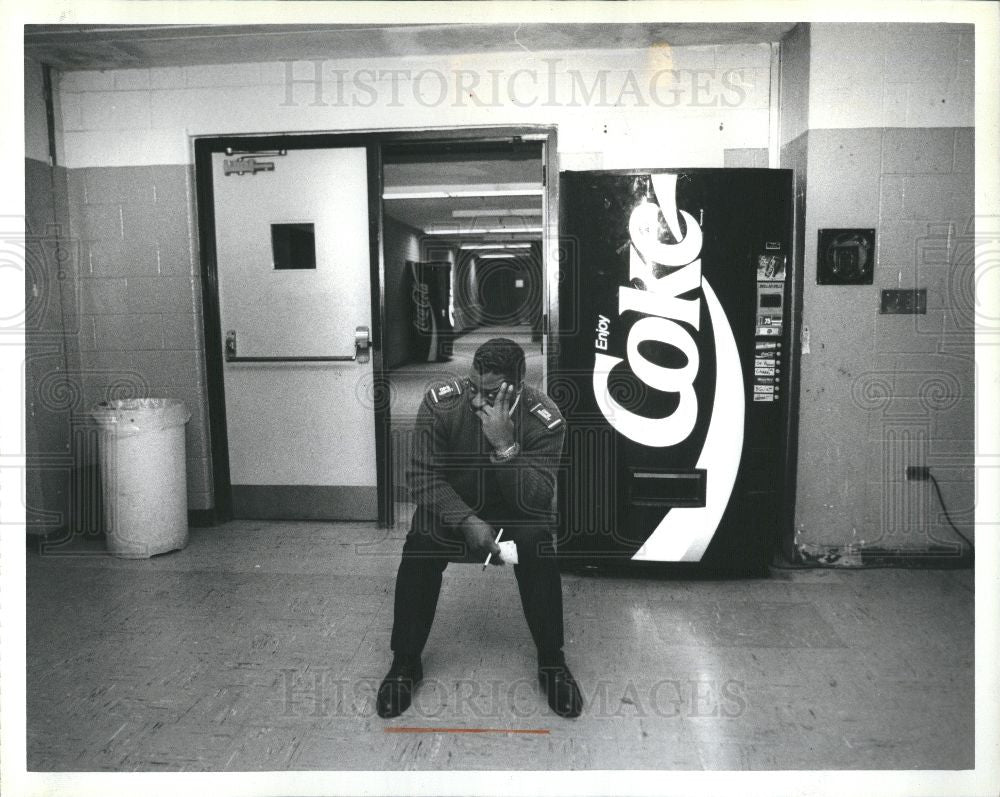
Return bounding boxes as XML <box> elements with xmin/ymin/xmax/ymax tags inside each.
<box><xmin>91</xmin><ymin>398</ymin><xmax>191</xmax><ymax>559</ymax></box>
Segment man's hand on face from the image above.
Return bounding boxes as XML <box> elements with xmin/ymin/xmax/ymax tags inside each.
<box><xmin>475</xmin><ymin>382</ymin><xmax>517</xmax><ymax>451</ymax></box>
<box><xmin>460</xmin><ymin>514</ymin><xmax>503</xmax><ymax>563</ymax></box>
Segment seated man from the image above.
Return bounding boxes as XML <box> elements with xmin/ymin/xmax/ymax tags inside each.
<box><xmin>377</xmin><ymin>337</ymin><xmax>583</xmax><ymax>719</ymax></box>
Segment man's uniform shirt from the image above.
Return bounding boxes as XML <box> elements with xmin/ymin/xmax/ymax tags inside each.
<box><xmin>406</xmin><ymin>379</ymin><xmax>566</xmax><ymax>535</ymax></box>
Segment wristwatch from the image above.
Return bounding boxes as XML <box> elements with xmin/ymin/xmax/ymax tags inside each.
<box><xmin>491</xmin><ymin>442</ymin><xmax>520</xmax><ymax>463</ymax></box>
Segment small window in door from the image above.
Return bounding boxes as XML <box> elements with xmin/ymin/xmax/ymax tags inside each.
<box><xmin>271</xmin><ymin>223</ymin><xmax>317</xmax><ymax>270</ymax></box>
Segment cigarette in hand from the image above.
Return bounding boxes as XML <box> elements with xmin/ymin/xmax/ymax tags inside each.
<box><xmin>483</xmin><ymin>528</ymin><xmax>504</xmax><ymax>571</ymax></box>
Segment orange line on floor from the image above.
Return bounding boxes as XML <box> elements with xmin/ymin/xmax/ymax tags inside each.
<box><xmin>384</xmin><ymin>727</ymin><xmax>550</xmax><ymax>735</ymax></box>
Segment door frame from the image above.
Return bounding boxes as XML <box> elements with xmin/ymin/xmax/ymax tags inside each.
<box><xmin>194</xmin><ymin>125</ymin><xmax>558</xmax><ymax>527</ymax></box>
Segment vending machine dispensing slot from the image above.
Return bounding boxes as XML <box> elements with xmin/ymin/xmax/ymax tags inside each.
<box><xmin>628</xmin><ymin>468</ymin><xmax>707</xmax><ymax>508</ymax></box>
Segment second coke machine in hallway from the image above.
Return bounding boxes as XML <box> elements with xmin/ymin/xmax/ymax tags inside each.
<box><xmin>555</xmin><ymin>169</ymin><xmax>795</xmax><ymax>575</ymax></box>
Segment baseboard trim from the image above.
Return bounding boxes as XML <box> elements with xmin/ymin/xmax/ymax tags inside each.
<box><xmin>787</xmin><ymin>542</ymin><xmax>973</xmax><ymax>569</ymax></box>
<box><xmin>188</xmin><ymin>509</ymin><xmax>216</xmax><ymax>527</ymax></box>
<box><xmin>231</xmin><ymin>485</ymin><xmax>378</xmax><ymax>521</ymax></box>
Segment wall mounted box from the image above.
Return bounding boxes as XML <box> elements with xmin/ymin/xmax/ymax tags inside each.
<box><xmin>817</xmin><ymin>228</ymin><xmax>875</xmax><ymax>285</ymax></box>
<box><xmin>880</xmin><ymin>288</ymin><xmax>927</xmax><ymax>314</ymax></box>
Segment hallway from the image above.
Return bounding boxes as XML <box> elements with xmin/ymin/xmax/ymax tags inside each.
<box><xmin>385</xmin><ymin>325</ymin><xmax>544</xmax><ymax>426</ymax></box>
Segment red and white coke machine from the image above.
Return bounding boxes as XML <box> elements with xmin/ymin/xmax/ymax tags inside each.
<box><xmin>555</xmin><ymin>169</ymin><xmax>796</xmax><ymax>575</ymax></box>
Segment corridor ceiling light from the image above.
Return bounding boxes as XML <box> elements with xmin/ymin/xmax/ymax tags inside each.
<box><xmin>459</xmin><ymin>243</ymin><xmax>533</xmax><ymax>250</ymax></box>
<box><xmin>476</xmin><ymin>253</ymin><xmax>529</xmax><ymax>259</ymax></box>
<box><xmin>382</xmin><ymin>189</ymin><xmax>544</xmax><ymax>200</ymax></box>
<box><xmin>425</xmin><ymin>226</ymin><xmax>543</xmax><ymax>235</ymax></box>
<box><xmin>451</xmin><ymin>208</ymin><xmax>542</xmax><ymax>218</ymax></box>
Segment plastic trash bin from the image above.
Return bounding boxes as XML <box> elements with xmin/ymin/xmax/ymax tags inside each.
<box><xmin>91</xmin><ymin>398</ymin><xmax>191</xmax><ymax>558</ymax></box>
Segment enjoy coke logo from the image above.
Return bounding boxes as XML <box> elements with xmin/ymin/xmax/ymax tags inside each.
<box><xmin>592</xmin><ymin>173</ymin><xmax>706</xmax><ymax>447</ymax></box>
<box><xmin>585</xmin><ymin>171</ymin><xmax>745</xmax><ymax>561</ymax></box>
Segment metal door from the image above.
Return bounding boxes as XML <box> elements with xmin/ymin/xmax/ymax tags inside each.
<box><xmin>210</xmin><ymin>146</ymin><xmax>376</xmax><ymax>519</ymax></box>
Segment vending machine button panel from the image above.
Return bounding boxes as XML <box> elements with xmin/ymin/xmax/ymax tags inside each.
<box><xmin>753</xmin><ymin>248</ymin><xmax>787</xmax><ymax>405</ymax></box>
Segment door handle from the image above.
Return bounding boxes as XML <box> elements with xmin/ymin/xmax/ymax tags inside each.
<box><xmin>354</xmin><ymin>326</ymin><xmax>370</xmax><ymax>363</ymax></box>
<box><xmin>225</xmin><ymin>327</ymin><xmax>371</xmax><ymax>363</ymax></box>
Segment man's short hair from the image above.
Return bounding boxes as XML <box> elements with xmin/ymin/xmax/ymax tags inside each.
<box><xmin>473</xmin><ymin>338</ymin><xmax>526</xmax><ymax>384</ymax></box>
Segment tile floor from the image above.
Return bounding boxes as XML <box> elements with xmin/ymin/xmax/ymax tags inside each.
<box><xmin>26</xmin><ymin>514</ymin><xmax>974</xmax><ymax>771</ymax></box>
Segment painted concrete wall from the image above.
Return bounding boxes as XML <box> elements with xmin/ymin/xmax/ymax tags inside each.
<box><xmin>28</xmin><ymin>61</ymin><xmax>213</xmax><ymax>521</ymax></box>
<box><xmin>34</xmin><ymin>29</ymin><xmax>977</xmax><ymax>556</ymax></box>
<box><xmin>781</xmin><ymin>23</ymin><xmax>975</xmax><ymax>562</ymax></box>
<box><xmin>778</xmin><ymin>24</ymin><xmax>810</xmax><ymax>147</ymax></box>
<box><xmin>24</xmin><ymin>59</ymin><xmax>50</xmax><ymax>164</ymax></box>
<box><xmin>57</xmin><ymin>44</ymin><xmax>773</xmax><ymax>169</ymax></box>
<box><xmin>64</xmin><ymin>163</ymin><xmax>213</xmax><ymax>511</ymax></box>
<box><xmin>24</xmin><ymin>58</ymin><xmax>85</xmax><ymax>535</ymax></box>
<box><xmin>24</xmin><ymin>157</ymin><xmax>80</xmax><ymax>535</ymax></box>
<box><xmin>808</xmin><ymin>24</ymin><xmax>973</xmax><ymax>130</ymax></box>
<box><xmin>51</xmin><ymin>41</ymin><xmax>772</xmax><ymax>513</ymax></box>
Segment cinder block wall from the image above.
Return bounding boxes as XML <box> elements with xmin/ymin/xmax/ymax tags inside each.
<box><xmin>58</xmin><ymin>45</ymin><xmax>774</xmax><ymax>168</ymax></box>
<box><xmin>52</xmin><ymin>42</ymin><xmax>774</xmax><ymax>514</ymax></box>
<box><xmin>26</xmin><ymin>59</ymin><xmax>214</xmax><ymax>522</ymax></box>
<box><xmin>25</xmin><ymin>156</ymin><xmax>81</xmax><ymax>534</ymax></box>
<box><xmin>34</xmin><ymin>29</ymin><xmax>977</xmax><ymax>551</ymax></box>
<box><xmin>24</xmin><ymin>59</ymin><xmax>85</xmax><ymax>535</ymax></box>
<box><xmin>780</xmin><ymin>23</ymin><xmax>975</xmax><ymax>562</ymax></box>
<box><xmin>65</xmin><ymin>165</ymin><xmax>213</xmax><ymax>511</ymax></box>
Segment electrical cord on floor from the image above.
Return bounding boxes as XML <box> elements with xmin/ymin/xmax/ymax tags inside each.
<box><xmin>928</xmin><ymin>472</ymin><xmax>974</xmax><ymax>550</ymax></box>
<box><xmin>770</xmin><ymin>468</ymin><xmax>973</xmax><ymax>571</ymax></box>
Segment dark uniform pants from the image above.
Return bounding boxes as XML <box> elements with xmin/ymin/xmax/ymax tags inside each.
<box><xmin>389</xmin><ymin>522</ymin><xmax>565</xmax><ymax>660</ymax></box>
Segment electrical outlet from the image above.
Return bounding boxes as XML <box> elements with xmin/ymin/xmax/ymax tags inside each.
<box><xmin>881</xmin><ymin>288</ymin><xmax>927</xmax><ymax>314</ymax></box>
<box><xmin>906</xmin><ymin>466</ymin><xmax>931</xmax><ymax>481</ymax></box>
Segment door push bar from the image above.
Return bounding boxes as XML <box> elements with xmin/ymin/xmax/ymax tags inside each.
<box><xmin>225</xmin><ymin>327</ymin><xmax>370</xmax><ymax>364</ymax></box>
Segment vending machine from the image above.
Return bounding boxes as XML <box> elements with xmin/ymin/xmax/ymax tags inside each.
<box><xmin>408</xmin><ymin>260</ymin><xmax>454</xmax><ymax>362</ymax></box>
<box><xmin>555</xmin><ymin>169</ymin><xmax>795</xmax><ymax>575</ymax></box>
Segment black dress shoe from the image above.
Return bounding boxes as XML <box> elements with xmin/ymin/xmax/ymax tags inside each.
<box><xmin>376</xmin><ymin>655</ymin><xmax>423</xmax><ymax>719</ymax></box>
<box><xmin>538</xmin><ymin>658</ymin><xmax>583</xmax><ymax>718</ymax></box>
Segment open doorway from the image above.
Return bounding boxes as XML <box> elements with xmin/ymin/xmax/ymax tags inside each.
<box><xmin>378</xmin><ymin>139</ymin><xmax>548</xmax><ymax>502</ymax></box>
<box><xmin>195</xmin><ymin>130</ymin><xmax>555</xmax><ymax>527</ymax></box>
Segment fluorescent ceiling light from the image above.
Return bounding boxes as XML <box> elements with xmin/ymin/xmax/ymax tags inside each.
<box><xmin>459</xmin><ymin>243</ymin><xmax>533</xmax><ymax>250</ymax></box>
<box><xmin>383</xmin><ymin>189</ymin><xmax>544</xmax><ymax>200</ymax></box>
<box><xmin>476</xmin><ymin>253</ymin><xmax>530</xmax><ymax>259</ymax></box>
<box><xmin>451</xmin><ymin>208</ymin><xmax>542</xmax><ymax>218</ymax></box>
<box><xmin>426</xmin><ymin>226</ymin><xmax>543</xmax><ymax>235</ymax></box>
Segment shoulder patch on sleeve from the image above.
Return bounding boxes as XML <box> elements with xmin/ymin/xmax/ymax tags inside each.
<box><xmin>426</xmin><ymin>379</ymin><xmax>464</xmax><ymax>405</ymax></box>
<box><xmin>528</xmin><ymin>401</ymin><xmax>564</xmax><ymax>430</ymax></box>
